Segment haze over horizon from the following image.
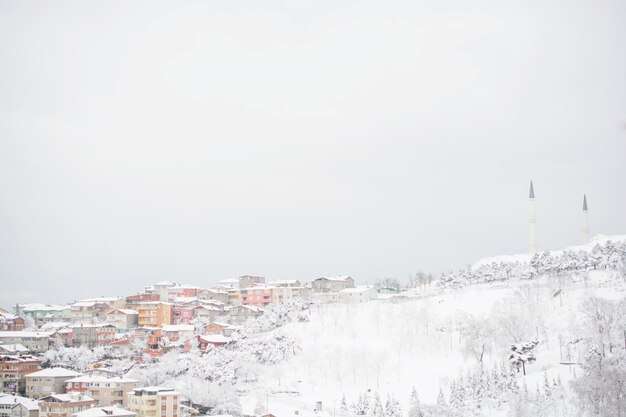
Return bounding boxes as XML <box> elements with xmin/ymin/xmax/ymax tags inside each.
<box><xmin>1</xmin><ymin>0</ymin><xmax>625</xmax><ymax>308</ymax></box>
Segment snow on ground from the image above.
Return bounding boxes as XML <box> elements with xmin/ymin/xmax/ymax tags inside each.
<box><xmin>472</xmin><ymin>234</ymin><xmax>626</xmax><ymax>268</ymax></box>
<box><xmin>249</xmin><ymin>270</ymin><xmax>625</xmax><ymax>416</ymax></box>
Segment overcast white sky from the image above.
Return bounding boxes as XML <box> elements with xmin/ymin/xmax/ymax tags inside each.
<box><xmin>1</xmin><ymin>0</ymin><xmax>625</xmax><ymax>308</ymax></box>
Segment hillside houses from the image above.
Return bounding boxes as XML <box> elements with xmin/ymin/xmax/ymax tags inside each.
<box><xmin>2</xmin><ymin>273</ymin><xmax>379</xmax><ymax>360</ymax></box>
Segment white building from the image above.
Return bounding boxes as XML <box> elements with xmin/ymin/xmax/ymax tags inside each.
<box><xmin>105</xmin><ymin>310</ymin><xmax>139</xmax><ymax>331</ymax></box>
<box><xmin>338</xmin><ymin>287</ymin><xmax>378</xmax><ymax>303</ymax></box>
<box><xmin>0</xmin><ymin>394</ymin><xmax>39</xmax><ymax>417</ymax></box>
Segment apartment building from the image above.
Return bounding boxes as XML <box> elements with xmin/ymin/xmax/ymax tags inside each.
<box><xmin>239</xmin><ymin>287</ymin><xmax>273</xmax><ymax>307</ymax></box>
<box><xmin>238</xmin><ymin>275</ymin><xmax>265</xmax><ymax>289</ymax></box>
<box><xmin>224</xmin><ymin>305</ymin><xmax>263</xmax><ymax>324</ymax></box>
<box><xmin>0</xmin><ymin>394</ymin><xmax>39</xmax><ymax>417</ymax></box>
<box><xmin>166</xmin><ymin>285</ymin><xmax>203</xmax><ymax>301</ymax></box>
<box><xmin>126</xmin><ymin>387</ymin><xmax>179</xmax><ymax>417</ymax></box>
<box><xmin>160</xmin><ymin>326</ymin><xmax>194</xmax><ymax>343</ymax></box>
<box><xmin>0</xmin><ymin>355</ymin><xmax>43</xmax><ymax>394</ymax></box>
<box><xmin>105</xmin><ymin>310</ymin><xmax>139</xmax><ymax>332</ymax></box>
<box><xmin>169</xmin><ymin>307</ymin><xmax>193</xmax><ymax>325</ymax></box>
<box><xmin>196</xmin><ymin>289</ymin><xmax>228</xmax><ymax>305</ymax></box>
<box><xmin>16</xmin><ymin>305</ymin><xmax>71</xmax><ymax>327</ymax></box>
<box><xmin>124</xmin><ymin>295</ymin><xmax>159</xmax><ymax>310</ymax></box>
<box><xmin>38</xmin><ymin>393</ymin><xmax>96</xmax><ymax>417</ymax></box>
<box><xmin>137</xmin><ymin>304</ymin><xmax>171</xmax><ymax>328</ymax></box>
<box><xmin>191</xmin><ymin>305</ymin><xmax>221</xmax><ymax>323</ymax></box>
<box><xmin>70</xmin><ymin>303</ymin><xmax>110</xmax><ymax>324</ymax></box>
<box><xmin>0</xmin><ymin>332</ymin><xmax>61</xmax><ymax>353</ymax></box>
<box><xmin>65</xmin><ymin>375</ymin><xmax>138</xmax><ymax>407</ymax></box>
<box><xmin>311</xmin><ymin>276</ymin><xmax>355</xmax><ymax>293</ymax></box>
<box><xmin>25</xmin><ymin>367</ymin><xmax>82</xmax><ymax>399</ymax></box>
<box><xmin>70</xmin><ymin>325</ymin><xmax>116</xmax><ymax>349</ymax></box>
<box><xmin>0</xmin><ymin>313</ymin><xmax>25</xmax><ymax>332</ymax></box>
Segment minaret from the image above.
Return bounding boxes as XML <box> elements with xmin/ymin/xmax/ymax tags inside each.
<box><xmin>582</xmin><ymin>194</ymin><xmax>590</xmax><ymax>243</ymax></box>
<box><xmin>529</xmin><ymin>181</ymin><xmax>537</xmax><ymax>254</ymax></box>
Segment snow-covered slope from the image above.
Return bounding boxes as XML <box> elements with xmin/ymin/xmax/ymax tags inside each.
<box><xmin>253</xmin><ymin>269</ymin><xmax>625</xmax><ymax>417</ymax></box>
<box><xmin>472</xmin><ymin>234</ymin><xmax>626</xmax><ymax>268</ymax></box>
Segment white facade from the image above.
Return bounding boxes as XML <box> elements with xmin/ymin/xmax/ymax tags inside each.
<box><xmin>338</xmin><ymin>287</ymin><xmax>378</xmax><ymax>303</ymax></box>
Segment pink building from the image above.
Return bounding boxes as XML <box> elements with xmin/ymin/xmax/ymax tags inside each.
<box><xmin>171</xmin><ymin>306</ymin><xmax>194</xmax><ymax>325</ymax></box>
<box><xmin>240</xmin><ymin>287</ymin><xmax>274</xmax><ymax>306</ymax></box>
<box><xmin>167</xmin><ymin>285</ymin><xmax>203</xmax><ymax>301</ymax></box>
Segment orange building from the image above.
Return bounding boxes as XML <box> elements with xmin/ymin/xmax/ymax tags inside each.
<box><xmin>137</xmin><ymin>303</ymin><xmax>172</xmax><ymax>327</ymax></box>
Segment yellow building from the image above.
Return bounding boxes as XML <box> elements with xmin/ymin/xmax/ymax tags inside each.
<box><xmin>127</xmin><ymin>387</ymin><xmax>179</xmax><ymax>417</ymax></box>
<box><xmin>137</xmin><ymin>303</ymin><xmax>172</xmax><ymax>327</ymax></box>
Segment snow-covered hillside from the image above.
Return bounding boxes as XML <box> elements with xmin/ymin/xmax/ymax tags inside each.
<box><xmin>41</xmin><ymin>235</ymin><xmax>626</xmax><ymax>417</ymax></box>
<box><xmin>255</xmin><ymin>270</ymin><xmax>625</xmax><ymax>417</ymax></box>
<box><xmin>472</xmin><ymin>234</ymin><xmax>626</xmax><ymax>268</ymax></box>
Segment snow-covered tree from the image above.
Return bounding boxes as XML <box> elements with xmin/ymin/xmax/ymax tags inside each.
<box><xmin>508</xmin><ymin>340</ymin><xmax>538</xmax><ymax>375</ymax></box>
<box><xmin>408</xmin><ymin>387</ymin><xmax>423</xmax><ymax>417</ymax></box>
<box><xmin>384</xmin><ymin>394</ymin><xmax>401</xmax><ymax>417</ymax></box>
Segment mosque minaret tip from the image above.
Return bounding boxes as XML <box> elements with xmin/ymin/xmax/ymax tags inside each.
<box><xmin>582</xmin><ymin>194</ymin><xmax>590</xmax><ymax>243</ymax></box>
<box><xmin>529</xmin><ymin>181</ymin><xmax>537</xmax><ymax>255</ymax></box>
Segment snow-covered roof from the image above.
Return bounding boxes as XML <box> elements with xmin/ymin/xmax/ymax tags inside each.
<box><xmin>78</xmin><ymin>297</ymin><xmax>121</xmax><ymax>303</ymax></box>
<box><xmin>161</xmin><ymin>325</ymin><xmax>194</xmax><ymax>332</ymax></box>
<box><xmin>65</xmin><ymin>375</ymin><xmax>138</xmax><ymax>384</ymax></box>
<box><xmin>40</xmin><ymin>393</ymin><xmax>94</xmax><ymax>403</ymax></box>
<box><xmin>172</xmin><ymin>297</ymin><xmax>198</xmax><ymax>304</ymax></box>
<box><xmin>199</xmin><ymin>299</ymin><xmax>225</xmax><ymax>306</ymax></box>
<box><xmin>0</xmin><ymin>311</ymin><xmax>17</xmax><ymax>319</ymax></box>
<box><xmin>73</xmin><ymin>406</ymin><xmax>135</xmax><ymax>417</ymax></box>
<box><xmin>171</xmin><ymin>284</ymin><xmax>203</xmax><ymax>290</ymax></box>
<box><xmin>316</xmin><ymin>275</ymin><xmax>352</xmax><ymax>282</ymax></box>
<box><xmin>339</xmin><ymin>287</ymin><xmax>375</xmax><ymax>294</ymax></box>
<box><xmin>70</xmin><ymin>324</ymin><xmax>115</xmax><ymax>329</ymax></box>
<box><xmin>0</xmin><ymin>331</ymin><xmax>54</xmax><ymax>338</ymax></box>
<box><xmin>267</xmin><ymin>279</ymin><xmax>301</xmax><ymax>285</ymax></box>
<box><xmin>26</xmin><ymin>367</ymin><xmax>82</xmax><ymax>378</ymax></box>
<box><xmin>40</xmin><ymin>322</ymin><xmax>72</xmax><ymax>331</ymax></box>
<box><xmin>201</xmin><ymin>288</ymin><xmax>228</xmax><ymax>294</ymax></box>
<box><xmin>71</xmin><ymin>302</ymin><xmax>97</xmax><ymax>307</ymax></box>
<box><xmin>0</xmin><ymin>344</ymin><xmax>30</xmax><ymax>353</ymax></box>
<box><xmin>229</xmin><ymin>305</ymin><xmax>264</xmax><ymax>313</ymax></box>
<box><xmin>0</xmin><ymin>394</ymin><xmax>39</xmax><ymax>410</ymax></box>
<box><xmin>108</xmin><ymin>309</ymin><xmax>138</xmax><ymax>315</ymax></box>
<box><xmin>132</xmin><ymin>387</ymin><xmax>180</xmax><ymax>396</ymax></box>
<box><xmin>154</xmin><ymin>281</ymin><xmax>175</xmax><ymax>287</ymax></box>
<box><xmin>20</xmin><ymin>304</ymin><xmax>69</xmax><ymax>312</ymax></box>
<box><xmin>138</xmin><ymin>301</ymin><xmax>173</xmax><ymax>306</ymax></box>
<box><xmin>193</xmin><ymin>305</ymin><xmax>221</xmax><ymax>311</ymax></box>
<box><xmin>217</xmin><ymin>278</ymin><xmax>238</xmax><ymax>284</ymax></box>
<box><xmin>198</xmin><ymin>334</ymin><xmax>230</xmax><ymax>344</ymax></box>
<box><xmin>208</xmin><ymin>321</ymin><xmax>238</xmax><ymax>329</ymax></box>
